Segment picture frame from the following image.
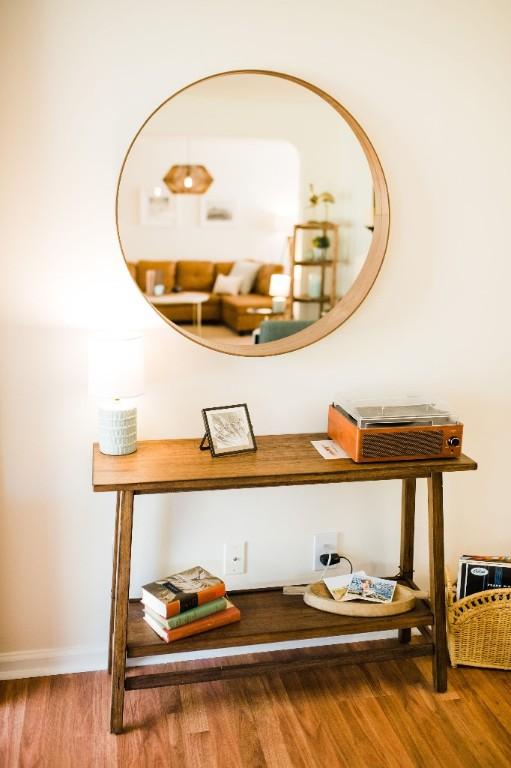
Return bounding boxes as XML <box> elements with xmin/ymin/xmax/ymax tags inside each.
<box><xmin>140</xmin><ymin>186</ymin><xmax>177</xmax><ymax>227</ymax></box>
<box><xmin>201</xmin><ymin>403</ymin><xmax>257</xmax><ymax>457</ymax></box>
<box><xmin>200</xmin><ymin>198</ymin><xmax>238</xmax><ymax>228</ymax></box>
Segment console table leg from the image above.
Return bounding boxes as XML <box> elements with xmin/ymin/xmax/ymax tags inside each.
<box><xmin>398</xmin><ymin>478</ymin><xmax>416</xmax><ymax>643</ymax></box>
<box><xmin>108</xmin><ymin>492</ymin><xmax>121</xmax><ymax>674</ymax></box>
<box><xmin>110</xmin><ymin>490</ymin><xmax>134</xmax><ymax>734</ymax></box>
<box><xmin>428</xmin><ymin>472</ymin><xmax>448</xmax><ymax>692</ymax></box>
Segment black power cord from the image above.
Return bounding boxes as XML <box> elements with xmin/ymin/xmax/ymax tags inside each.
<box><xmin>319</xmin><ymin>553</ymin><xmax>353</xmax><ymax>571</ymax></box>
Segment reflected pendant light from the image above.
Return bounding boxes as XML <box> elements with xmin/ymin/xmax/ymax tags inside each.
<box><xmin>163</xmin><ymin>164</ymin><xmax>213</xmax><ymax>194</ymax></box>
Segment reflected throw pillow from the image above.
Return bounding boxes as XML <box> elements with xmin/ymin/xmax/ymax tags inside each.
<box><xmin>212</xmin><ymin>274</ymin><xmax>243</xmax><ymax>296</ymax></box>
<box><xmin>229</xmin><ymin>261</ymin><xmax>260</xmax><ymax>295</ymax></box>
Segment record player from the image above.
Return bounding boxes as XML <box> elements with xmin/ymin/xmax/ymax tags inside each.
<box><xmin>328</xmin><ymin>396</ymin><xmax>463</xmax><ymax>463</ymax></box>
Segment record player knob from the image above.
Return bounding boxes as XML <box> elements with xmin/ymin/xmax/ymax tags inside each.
<box><xmin>447</xmin><ymin>436</ymin><xmax>460</xmax><ymax>447</ymax></box>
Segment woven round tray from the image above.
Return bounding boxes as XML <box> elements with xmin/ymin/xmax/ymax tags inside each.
<box><xmin>304</xmin><ymin>581</ymin><xmax>427</xmax><ymax>617</ymax></box>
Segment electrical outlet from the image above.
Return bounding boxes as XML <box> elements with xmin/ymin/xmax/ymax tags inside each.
<box><xmin>312</xmin><ymin>532</ymin><xmax>338</xmax><ymax>571</ymax></box>
<box><xmin>224</xmin><ymin>542</ymin><xmax>246</xmax><ymax>575</ymax></box>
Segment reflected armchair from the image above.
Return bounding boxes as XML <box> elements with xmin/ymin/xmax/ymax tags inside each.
<box><xmin>256</xmin><ymin>320</ymin><xmax>314</xmax><ymax>344</ymax></box>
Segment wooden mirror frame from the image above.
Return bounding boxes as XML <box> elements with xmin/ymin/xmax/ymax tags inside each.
<box><xmin>116</xmin><ymin>70</ymin><xmax>390</xmax><ymax>357</ymax></box>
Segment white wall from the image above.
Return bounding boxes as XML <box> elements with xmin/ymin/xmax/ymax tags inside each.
<box><xmin>1</xmin><ymin>0</ymin><xmax>510</xmax><ymax>672</ymax></box>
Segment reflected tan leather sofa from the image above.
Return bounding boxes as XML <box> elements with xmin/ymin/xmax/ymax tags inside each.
<box><xmin>128</xmin><ymin>260</ymin><xmax>283</xmax><ymax>333</ymax></box>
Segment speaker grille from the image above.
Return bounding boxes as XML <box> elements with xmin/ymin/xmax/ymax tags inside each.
<box><xmin>362</xmin><ymin>430</ymin><xmax>443</xmax><ymax>458</ymax></box>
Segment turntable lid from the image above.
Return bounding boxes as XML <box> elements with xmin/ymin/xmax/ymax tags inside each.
<box><xmin>334</xmin><ymin>395</ymin><xmax>454</xmax><ymax>429</ymax></box>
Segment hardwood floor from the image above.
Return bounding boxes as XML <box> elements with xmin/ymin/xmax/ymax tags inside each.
<box><xmin>1</xmin><ymin>645</ymin><xmax>510</xmax><ymax>767</ymax></box>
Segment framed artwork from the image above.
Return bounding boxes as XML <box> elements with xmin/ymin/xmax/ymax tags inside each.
<box><xmin>200</xmin><ymin>198</ymin><xmax>237</xmax><ymax>228</ymax></box>
<box><xmin>200</xmin><ymin>404</ymin><xmax>256</xmax><ymax>457</ymax></box>
<box><xmin>140</xmin><ymin>186</ymin><xmax>177</xmax><ymax>227</ymax></box>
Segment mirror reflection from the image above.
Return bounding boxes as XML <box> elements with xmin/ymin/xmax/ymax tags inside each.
<box><xmin>117</xmin><ymin>72</ymin><xmax>374</xmax><ymax>347</ymax></box>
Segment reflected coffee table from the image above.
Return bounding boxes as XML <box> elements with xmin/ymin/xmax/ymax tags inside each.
<box><xmin>147</xmin><ymin>292</ymin><xmax>209</xmax><ymax>335</ymax></box>
<box><xmin>245</xmin><ymin>307</ymin><xmax>287</xmax><ymax>320</ymax></box>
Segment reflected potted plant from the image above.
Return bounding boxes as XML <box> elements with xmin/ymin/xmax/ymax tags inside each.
<box><xmin>312</xmin><ymin>234</ymin><xmax>330</xmax><ymax>261</ymax></box>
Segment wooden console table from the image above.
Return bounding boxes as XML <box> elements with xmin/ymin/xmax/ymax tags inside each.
<box><xmin>92</xmin><ymin>434</ymin><xmax>477</xmax><ymax>733</ymax></box>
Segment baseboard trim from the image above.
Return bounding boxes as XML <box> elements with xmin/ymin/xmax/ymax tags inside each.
<box><xmin>0</xmin><ymin>645</ymin><xmax>107</xmax><ymax>680</ymax></box>
<box><xmin>0</xmin><ymin>630</ymin><xmax>402</xmax><ymax>681</ymax></box>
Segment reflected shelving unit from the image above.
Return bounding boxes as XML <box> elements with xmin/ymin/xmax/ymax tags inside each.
<box><xmin>289</xmin><ymin>222</ymin><xmax>339</xmax><ymax>320</ymax></box>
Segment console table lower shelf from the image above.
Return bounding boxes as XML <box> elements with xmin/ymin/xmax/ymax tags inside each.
<box><xmin>125</xmin><ymin>586</ymin><xmax>434</xmax><ymax>692</ymax></box>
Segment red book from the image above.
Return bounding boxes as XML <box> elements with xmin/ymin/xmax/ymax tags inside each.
<box><xmin>141</xmin><ymin>566</ymin><xmax>225</xmax><ymax>619</ymax></box>
<box><xmin>143</xmin><ymin>600</ymin><xmax>240</xmax><ymax>643</ymax></box>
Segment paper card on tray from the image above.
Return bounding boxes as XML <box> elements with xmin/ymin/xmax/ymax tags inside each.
<box><xmin>342</xmin><ymin>573</ymin><xmax>397</xmax><ymax>603</ymax></box>
<box><xmin>323</xmin><ymin>571</ymin><xmax>366</xmax><ymax>601</ymax></box>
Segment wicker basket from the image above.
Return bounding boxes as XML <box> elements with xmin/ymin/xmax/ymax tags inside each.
<box><xmin>446</xmin><ymin>571</ymin><xmax>511</xmax><ymax>670</ymax></box>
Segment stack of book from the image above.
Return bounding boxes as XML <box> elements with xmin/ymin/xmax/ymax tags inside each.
<box><xmin>141</xmin><ymin>565</ymin><xmax>240</xmax><ymax>643</ymax></box>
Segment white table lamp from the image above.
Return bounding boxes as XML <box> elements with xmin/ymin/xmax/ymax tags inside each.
<box><xmin>89</xmin><ymin>332</ymin><xmax>144</xmax><ymax>455</ymax></box>
<box><xmin>269</xmin><ymin>273</ymin><xmax>291</xmax><ymax>313</ymax></box>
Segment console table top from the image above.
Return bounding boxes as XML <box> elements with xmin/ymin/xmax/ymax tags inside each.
<box><xmin>92</xmin><ymin>433</ymin><xmax>477</xmax><ymax>494</ymax></box>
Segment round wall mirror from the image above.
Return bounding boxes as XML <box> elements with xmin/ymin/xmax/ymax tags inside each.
<box><xmin>117</xmin><ymin>70</ymin><xmax>389</xmax><ymax>356</ymax></box>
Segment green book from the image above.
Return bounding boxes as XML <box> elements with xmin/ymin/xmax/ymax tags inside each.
<box><xmin>143</xmin><ymin>597</ymin><xmax>228</xmax><ymax>630</ymax></box>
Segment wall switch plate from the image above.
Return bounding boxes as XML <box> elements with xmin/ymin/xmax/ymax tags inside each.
<box><xmin>312</xmin><ymin>532</ymin><xmax>338</xmax><ymax>571</ymax></box>
<box><xmin>224</xmin><ymin>542</ymin><xmax>246</xmax><ymax>575</ymax></box>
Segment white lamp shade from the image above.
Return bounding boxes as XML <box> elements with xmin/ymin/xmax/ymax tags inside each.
<box><xmin>269</xmin><ymin>273</ymin><xmax>291</xmax><ymax>297</ymax></box>
<box><xmin>88</xmin><ymin>332</ymin><xmax>144</xmax><ymax>399</ymax></box>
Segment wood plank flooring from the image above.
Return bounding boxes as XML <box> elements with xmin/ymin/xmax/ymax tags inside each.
<box><xmin>1</xmin><ymin>645</ymin><xmax>510</xmax><ymax>767</ymax></box>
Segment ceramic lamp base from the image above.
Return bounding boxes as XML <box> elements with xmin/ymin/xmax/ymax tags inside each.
<box><xmin>98</xmin><ymin>404</ymin><xmax>137</xmax><ymax>455</ymax></box>
<box><xmin>272</xmin><ymin>296</ymin><xmax>286</xmax><ymax>313</ymax></box>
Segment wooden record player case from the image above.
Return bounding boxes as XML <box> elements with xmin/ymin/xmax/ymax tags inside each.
<box><xmin>328</xmin><ymin>404</ymin><xmax>463</xmax><ymax>463</ymax></box>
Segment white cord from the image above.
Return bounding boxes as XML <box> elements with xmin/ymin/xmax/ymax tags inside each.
<box><xmin>318</xmin><ymin>553</ymin><xmax>354</xmax><ymax>582</ymax></box>
<box><xmin>318</xmin><ymin>552</ymin><xmax>333</xmax><ymax>582</ymax></box>
<box><xmin>282</xmin><ymin>553</ymin><xmax>353</xmax><ymax>596</ymax></box>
